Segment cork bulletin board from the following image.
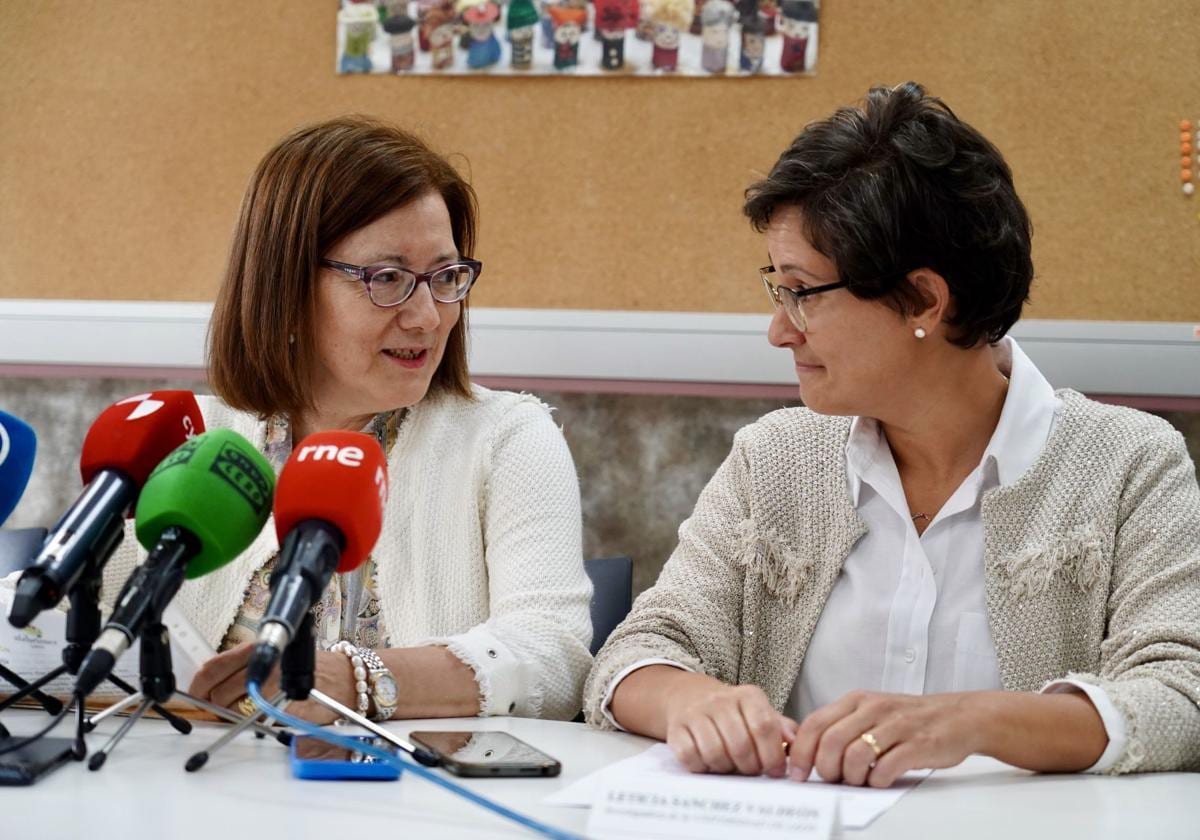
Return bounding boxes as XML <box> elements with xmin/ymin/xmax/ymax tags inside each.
<box><xmin>0</xmin><ymin>1</ymin><xmax>1196</xmax><ymax>322</ymax></box>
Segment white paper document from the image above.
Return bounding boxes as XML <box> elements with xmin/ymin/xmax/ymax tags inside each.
<box><xmin>588</xmin><ymin>771</ymin><xmax>837</xmax><ymax>840</ymax></box>
<box><xmin>547</xmin><ymin>743</ymin><xmax>930</xmax><ymax>830</ymax></box>
<box><xmin>0</xmin><ymin>580</ymin><xmax>213</xmax><ymax>704</ymax></box>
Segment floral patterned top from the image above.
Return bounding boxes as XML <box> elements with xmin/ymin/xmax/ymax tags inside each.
<box><xmin>218</xmin><ymin>409</ymin><xmax>406</xmax><ymax>654</ymax></box>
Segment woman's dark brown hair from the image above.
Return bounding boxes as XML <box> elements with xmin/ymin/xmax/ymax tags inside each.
<box><xmin>209</xmin><ymin>116</ymin><xmax>478</xmax><ymax>418</ymax></box>
<box><xmin>744</xmin><ymin>82</ymin><xmax>1032</xmax><ymax>348</ymax></box>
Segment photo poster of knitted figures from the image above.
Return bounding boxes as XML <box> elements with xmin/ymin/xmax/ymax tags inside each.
<box><xmin>336</xmin><ymin>0</ymin><xmax>819</xmax><ymax>77</ymax></box>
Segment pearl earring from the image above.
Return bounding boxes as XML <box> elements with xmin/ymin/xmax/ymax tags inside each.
<box><xmin>288</xmin><ymin>333</ymin><xmax>296</xmax><ymax>345</ymax></box>
<box><xmin>914</xmin><ymin>327</ymin><xmax>927</xmax><ymax>339</ymax></box>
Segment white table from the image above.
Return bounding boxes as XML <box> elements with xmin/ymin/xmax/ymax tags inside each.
<box><xmin>1</xmin><ymin>710</ymin><xmax>1195</xmax><ymax>839</ymax></box>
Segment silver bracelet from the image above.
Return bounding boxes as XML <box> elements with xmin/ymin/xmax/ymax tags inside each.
<box><xmin>330</xmin><ymin>640</ymin><xmax>371</xmax><ymax>715</ymax></box>
<box><xmin>355</xmin><ymin>646</ymin><xmax>399</xmax><ymax>722</ymax></box>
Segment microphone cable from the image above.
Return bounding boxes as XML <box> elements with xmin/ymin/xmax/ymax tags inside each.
<box><xmin>246</xmin><ymin>682</ymin><xmax>585</xmax><ymax>840</ymax></box>
<box><xmin>0</xmin><ymin>702</ymin><xmax>72</xmax><ymax>757</ymax></box>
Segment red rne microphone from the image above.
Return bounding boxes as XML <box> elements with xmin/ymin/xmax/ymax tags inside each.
<box><xmin>274</xmin><ymin>431</ymin><xmax>388</xmax><ymax>571</ymax></box>
<box><xmin>246</xmin><ymin>431</ymin><xmax>388</xmax><ymax>684</ymax></box>
<box><xmin>9</xmin><ymin>391</ymin><xmax>204</xmax><ymax>627</ymax></box>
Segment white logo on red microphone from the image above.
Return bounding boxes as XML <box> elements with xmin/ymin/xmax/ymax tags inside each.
<box><xmin>117</xmin><ymin>393</ymin><xmax>166</xmax><ymax>421</ymax></box>
<box><xmin>0</xmin><ymin>421</ymin><xmax>9</xmax><ymax>468</ymax></box>
<box><xmin>294</xmin><ymin>443</ymin><xmax>387</xmax><ymax>512</ymax></box>
<box><xmin>374</xmin><ymin>465</ymin><xmax>388</xmax><ymax>512</ymax></box>
<box><xmin>296</xmin><ymin>444</ymin><xmax>365</xmax><ymax>467</ymax></box>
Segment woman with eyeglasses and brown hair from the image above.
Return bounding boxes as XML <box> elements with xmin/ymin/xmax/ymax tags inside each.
<box><xmin>584</xmin><ymin>82</ymin><xmax>1200</xmax><ymax>784</ymax></box>
<box><xmin>104</xmin><ymin>116</ymin><xmax>593</xmax><ymax>724</ymax></box>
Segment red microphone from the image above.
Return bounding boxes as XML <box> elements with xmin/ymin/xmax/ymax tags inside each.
<box><xmin>9</xmin><ymin>391</ymin><xmax>204</xmax><ymax>627</ymax></box>
<box><xmin>246</xmin><ymin>431</ymin><xmax>388</xmax><ymax>683</ymax></box>
<box><xmin>274</xmin><ymin>431</ymin><xmax>388</xmax><ymax>572</ymax></box>
<box><xmin>80</xmin><ymin>392</ymin><xmax>203</xmax><ymax>488</ymax></box>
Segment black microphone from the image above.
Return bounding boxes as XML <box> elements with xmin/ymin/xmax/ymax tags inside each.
<box><xmin>8</xmin><ymin>392</ymin><xmax>204</xmax><ymax>628</ymax></box>
<box><xmin>74</xmin><ymin>430</ymin><xmax>274</xmax><ymax>699</ymax></box>
<box><xmin>245</xmin><ymin>432</ymin><xmax>387</xmax><ymax>686</ymax></box>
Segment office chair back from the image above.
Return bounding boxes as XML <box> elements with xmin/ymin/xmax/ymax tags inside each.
<box><xmin>583</xmin><ymin>555</ymin><xmax>633</xmax><ymax>657</ymax></box>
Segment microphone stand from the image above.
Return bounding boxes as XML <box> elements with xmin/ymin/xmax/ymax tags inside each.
<box><xmin>0</xmin><ymin>665</ymin><xmax>54</xmax><ymax>740</ymax></box>
<box><xmin>0</xmin><ymin>578</ymin><xmax>190</xmax><ymax>759</ymax></box>
<box><xmin>86</xmin><ymin>613</ymin><xmax>292</xmax><ymax>771</ymax></box>
<box><xmin>0</xmin><ymin>527</ymin><xmax>65</xmax><ymax>723</ymax></box>
<box><xmin>186</xmin><ymin>613</ymin><xmax>436</xmax><ymax>771</ymax></box>
<box><xmin>0</xmin><ymin>664</ymin><xmax>62</xmax><ymax>715</ymax></box>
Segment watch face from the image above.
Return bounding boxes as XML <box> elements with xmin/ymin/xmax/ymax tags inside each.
<box><xmin>374</xmin><ymin>674</ymin><xmax>399</xmax><ymax>707</ymax></box>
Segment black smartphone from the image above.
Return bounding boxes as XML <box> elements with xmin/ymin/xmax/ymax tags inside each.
<box><xmin>0</xmin><ymin>737</ymin><xmax>75</xmax><ymax>786</ymax></box>
<box><xmin>408</xmin><ymin>730</ymin><xmax>561</xmax><ymax>777</ymax></box>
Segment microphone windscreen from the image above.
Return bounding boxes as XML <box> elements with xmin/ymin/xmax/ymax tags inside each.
<box><xmin>274</xmin><ymin>431</ymin><xmax>388</xmax><ymax>573</ymax></box>
<box><xmin>135</xmin><ymin>429</ymin><xmax>275</xmax><ymax>578</ymax></box>
<box><xmin>80</xmin><ymin>391</ymin><xmax>205</xmax><ymax>487</ymax></box>
<box><xmin>0</xmin><ymin>411</ymin><xmax>37</xmax><ymax>527</ymax></box>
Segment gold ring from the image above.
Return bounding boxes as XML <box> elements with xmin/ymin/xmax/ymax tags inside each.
<box><xmin>860</xmin><ymin>731</ymin><xmax>884</xmax><ymax>758</ymax></box>
<box><xmin>235</xmin><ymin>695</ymin><xmax>257</xmax><ymax>718</ymax></box>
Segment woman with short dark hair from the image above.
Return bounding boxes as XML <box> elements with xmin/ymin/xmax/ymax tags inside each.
<box><xmin>104</xmin><ymin>116</ymin><xmax>593</xmax><ymax>723</ymax></box>
<box><xmin>585</xmin><ymin>82</ymin><xmax>1200</xmax><ymax>784</ymax></box>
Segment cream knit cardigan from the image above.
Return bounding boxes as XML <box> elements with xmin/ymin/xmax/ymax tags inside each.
<box><xmin>584</xmin><ymin>390</ymin><xmax>1200</xmax><ymax>774</ymax></box>
<box><xmin>103</xmin><ymin>386</ymin><xmax>593</xmax><ymax>720</ymax></box>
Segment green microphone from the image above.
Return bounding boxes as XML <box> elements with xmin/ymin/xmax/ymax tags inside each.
<box><xmin>74</xmin><ymin>429</ymin><xmax>274</xmax><ymax>698</ymax></box>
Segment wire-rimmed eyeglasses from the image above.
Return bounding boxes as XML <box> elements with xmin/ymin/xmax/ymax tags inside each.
<box><xmin>321</xmin><ymin>258</ymin><xmax>482</xmax><ymax>308</ymax></box>
<box><xmin>760</xmin><ymin>265</ymin><xmax>848</xmax><ymax>332</ymax></box>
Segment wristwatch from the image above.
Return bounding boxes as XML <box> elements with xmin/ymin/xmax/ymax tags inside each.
<box><xmin>356</xmin><ymin>646</ymin><xmax>399</xmax><ymax>722</ymax></box>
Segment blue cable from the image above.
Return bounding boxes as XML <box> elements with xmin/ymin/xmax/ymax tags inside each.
<box><xmin>246</xmin><ymin>683</ymin><xmax>585</xmax><ymax>840</ymax></box>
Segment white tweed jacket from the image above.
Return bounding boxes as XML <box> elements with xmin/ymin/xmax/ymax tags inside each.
<box><xmin>103</xmin><ymin>385</ymin><xmax>593</xmax><ymax>720</ymax></box>
<box><xmin>584</xmin><ymin>390</ymin><xmax>1200</xmax><ymax>774</ymax></box>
